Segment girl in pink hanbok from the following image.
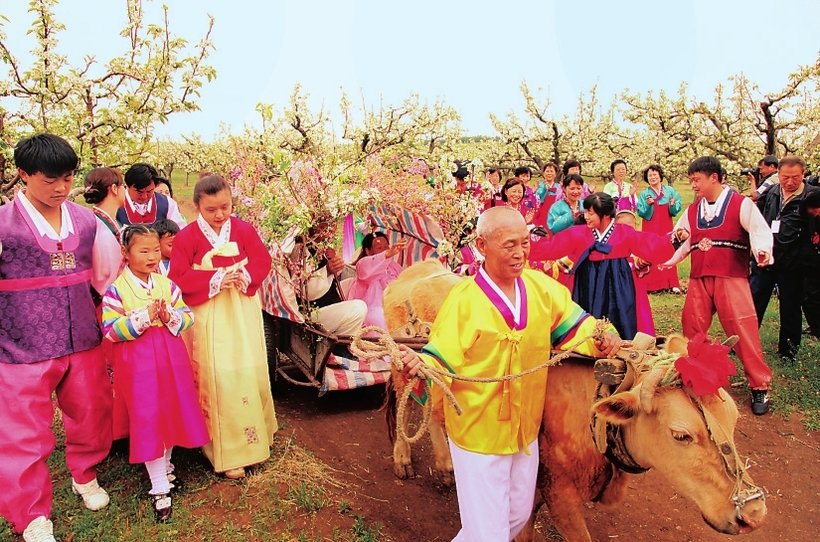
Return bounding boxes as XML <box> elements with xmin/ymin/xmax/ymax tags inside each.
<box><xmin>347</xmin><ymin>232</ymin><xmax>407</xmax><ymax>331</ymax></box>
<box><xmin>102</xmin><ymin>225</ymin><xmax>210</xmax><ymax>522</ymax></box>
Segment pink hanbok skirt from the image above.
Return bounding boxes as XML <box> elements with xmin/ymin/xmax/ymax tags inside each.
<box><xmin>112</xmin><ymin>327</ymin><xmax>210</xmax><ymax>463</ymax></box>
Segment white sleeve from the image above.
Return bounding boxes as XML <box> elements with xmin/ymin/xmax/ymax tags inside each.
<box><xmin>662</xmin><ymin>210</ymin><xmax>692</xmax><ymax>266</ymax></box>
<box><xmin>166</xmin><ymin>198</ymin><xmax>187</xmax><ymax>229</ymax></box>
<box><xmin>91</xmin><ymin>222</ymin><xmax>123</xmax><ymax>293</ymax></box>
<box><xmin>740</xmin><ymin>197</ymin><xmax>774</xmax><ymax>263</ymax></box>
<box><xmin>306</xmin><ymin>265</ymin><xmax>332</xmax><ymax>301</ymax></box>
<box><xmin>127</xmin><ymin>306</ymin><xmax>153</xmax><ymax>336</ymax></box>
<box><xmin>209</xmin><ymin>269</ymin><xmax>227</xmax><ymax>299</ymax></box>
<box><xmin>164</xmin><ymin>305</ymin><xmax>184</xmax><ymax>335</ymax></box>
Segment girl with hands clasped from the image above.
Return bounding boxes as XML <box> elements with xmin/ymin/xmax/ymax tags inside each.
<box><xmin>220</xmin><ymin>269</ymin><xmax>250</xmax><ymax>291</ymax></box>
<box><xmin>169</xmin><ymin>175</ymin><xmax>277</xmax><ymax>481</ymax></box>
<box><xmin>101</xmin><ymin>225</ymin><xmax>210</xmax><ymax>522</ymax></box>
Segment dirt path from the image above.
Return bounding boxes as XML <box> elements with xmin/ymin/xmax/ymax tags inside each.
<box><xmin>273</xmin><ymin>379</ymin><xmax>820</xmax><ymax>541</ymax></box>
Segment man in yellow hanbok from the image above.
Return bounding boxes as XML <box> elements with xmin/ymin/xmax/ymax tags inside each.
<box><xmin>400</xmin><ymin>206</ymin><xmax>621</xmax><ymax>542</ymax></box>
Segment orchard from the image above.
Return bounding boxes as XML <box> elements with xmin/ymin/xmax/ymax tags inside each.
<box><xmin>2</xmin><ymin>1</ymin><xmax>820</xmax><ymax>541</ymax></box>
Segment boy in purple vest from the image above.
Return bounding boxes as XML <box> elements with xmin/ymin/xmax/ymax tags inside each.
<box><xmin>0</xmin><ymin>134</ymin><xmax>121</xmax><ymax>542</ymax></box>
<box><xmin>664</xmin><ymin>156</ymin><xmax>774</xmax><ymax>415</ymax></box>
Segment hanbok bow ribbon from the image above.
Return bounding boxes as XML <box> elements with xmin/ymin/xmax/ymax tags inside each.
<box><xmin>569</xmin><ymin>241</ymin><xmax>612</xmax><ymax>276</ymax></box>
<box><xmin>197</xmin><ymin>241</ymin><xmax>242</xmax><ymax>271</ymax></box>
<box><xmin>498</xmin><ymin>331</ymin><xmax>523</xmax><ymax>422</ymax></box>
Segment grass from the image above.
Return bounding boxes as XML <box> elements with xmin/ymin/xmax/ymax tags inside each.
<box><xmin>287</xmin><ymin>482</ymin><xmax>330</xmax><ymax>513</ymax></box>
<box><xmin>349</xmin><ymin>515</ymin><xmax>383</xmax><ymax>542</ymax></box>
<box><xmin>170</xmin><ymin>170</ymin><xmax>195</xmax><ymax>202</ymax></box>
<box><xmin>0</xmin><ymin>429</ymin><xmax>384</xmax><ymax>542</ymax></box>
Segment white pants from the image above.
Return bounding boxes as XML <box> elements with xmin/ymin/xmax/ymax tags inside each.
<box><xmin>316</xmin><ymin>300</ymin><xmax>367</xmax><ymax>336</ymax></box>
<box><xmin>450</xmin><ymin>439</ymin><xmax>539</xmax><ymax>542</ymax></box>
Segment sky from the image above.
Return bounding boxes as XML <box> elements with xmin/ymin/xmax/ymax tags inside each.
<box><xmin>2</xmin><ymin>0</ymin><xmax>820</xmax><ymax>140</ymax></box>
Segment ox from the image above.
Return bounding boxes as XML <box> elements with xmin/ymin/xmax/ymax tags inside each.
<box><xmin>383</xmin><ymin>259</ymin><xmax>463</xmax><ymax>486</ymax></box>
<box><xmin>382</xmin><ymin>261</ymin><xmax>766</xmax><ymax>541</ymax></box>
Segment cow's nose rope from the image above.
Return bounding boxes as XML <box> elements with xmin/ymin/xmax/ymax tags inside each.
<box><xmin>349</xmin><ymin>319</ymin><xmax>611</xmax><ymax>444</ymax></box>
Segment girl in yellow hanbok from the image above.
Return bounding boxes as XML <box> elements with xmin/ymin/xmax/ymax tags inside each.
<box><xmin>169</xmin><ymin>175</ymin><xmax>277</xmax><ymax>479</ymax></box>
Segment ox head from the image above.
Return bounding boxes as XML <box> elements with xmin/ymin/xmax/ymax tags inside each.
<box><xmin>591</xmin><ymin>338</ymin><xmax>767</xmax><ymax>535</ymax></box>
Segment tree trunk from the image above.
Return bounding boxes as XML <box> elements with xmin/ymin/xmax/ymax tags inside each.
<box><xmin>760</xmin><ymin>101</ymin><xmax>777</xmax><ymax>156</ymax></box>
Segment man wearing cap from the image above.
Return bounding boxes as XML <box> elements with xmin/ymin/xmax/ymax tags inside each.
<box><xmin>396</xmin><ymin>206</ymin><xmax>621</xmax><ymax>541</ymax></box>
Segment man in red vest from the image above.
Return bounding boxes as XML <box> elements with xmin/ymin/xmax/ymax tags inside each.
<box><xmin>663</xmin><ymin>156</ymin><xmax>774</xmax><ymax>415</ymax></box>
<box><xmin>117</xmin><ymin>163</ymin><xmax>186</xmax><ymax>228</ymax></box>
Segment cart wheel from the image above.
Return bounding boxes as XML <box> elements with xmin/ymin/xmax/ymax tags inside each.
<box><xmin>262</xmin><ymin>311</ymin><xmax>280</xmax><ymax>394</ymax></box>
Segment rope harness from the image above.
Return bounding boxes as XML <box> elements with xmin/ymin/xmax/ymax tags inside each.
<box><xmin>689</xmin><ymin>389</ymin><xmax>766</xmax><ymax>522</ymax></box>
<box><xmin>349</xmin><ymin>319</ymin><xmax>611</xmax><ymax>444</ymax></box>
<box><xmin>352</xmin><ymin>325</ymin><xmax>765</xmax><ymax>519</ymax></box>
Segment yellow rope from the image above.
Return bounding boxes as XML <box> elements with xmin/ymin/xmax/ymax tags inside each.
<box><xmin>349</xmin><ymin>319</ymin><xmax>611</xmax><ymax>444</ymax></box>
<box><xmin>645</xmin><ymin>351</ymin><xmax>681</xmax><ymax>386</ymax></box>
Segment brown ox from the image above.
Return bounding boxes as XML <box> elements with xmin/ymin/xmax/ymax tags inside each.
<box><xmin>383</xmin><ymin>261</ymin><xmax>767</xmax><ymax>541</ymax></box>
<box><xmin>383</xmin><ymin>259</ymin><xmax>463</xmax><ymax>486</ymax></box>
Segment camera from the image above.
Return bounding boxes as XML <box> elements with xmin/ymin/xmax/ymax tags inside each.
<box><xmin>740</xmin><ymin>167</ymin><xmax>761</xmax><ymax>186</ymax></box>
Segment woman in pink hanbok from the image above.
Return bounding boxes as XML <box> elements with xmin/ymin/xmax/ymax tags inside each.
<box><xmin>347</xmin><ymin>232</ymin><xmax>407</xmax><ymax>332</ymax></box>
<box><xmin>530</xmin><ymin>193</ymin><xmax>674</xmax><ymax>339</ymax></box>
<box><xmin>636</xmin><ymin>164</ymin><xmax>683</xmax><ymax>293</ymax></box>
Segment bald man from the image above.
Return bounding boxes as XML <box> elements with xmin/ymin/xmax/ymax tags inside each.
<box><xmin>398</xmin><ymin>207</ymin><xmax>621</xmax><ymax>542</ymax></box>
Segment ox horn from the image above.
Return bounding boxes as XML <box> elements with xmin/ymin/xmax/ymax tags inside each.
<box><xmin>639</xmin><ymin>368</ymin><xmax>666</xmax><ymax>414</ymax></box>
<box><xmin>722</xmin><ymin>335</ymin><xmax>739</xmax><ymax>350</ymax></box>
<box><xmin>664</xmin><ymin>334</ymin><xmax>689</xmax><ymax>355</ymax></box>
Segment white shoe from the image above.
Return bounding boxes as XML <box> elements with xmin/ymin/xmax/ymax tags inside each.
<box><xmin>71</xmin><ymin>478</ymin><xmax>110</xmax><ymax>511</ymax></box>
<box><xmin>23</xmin><ymin>516</ymin><xmax>55</xmax><ymax>542</ymax></box>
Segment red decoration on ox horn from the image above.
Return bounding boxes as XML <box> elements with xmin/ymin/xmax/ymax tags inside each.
<box><xmin>674</xmin><ymin>333</ymin><xmax>738</xmax><ymax>396</ymax></box>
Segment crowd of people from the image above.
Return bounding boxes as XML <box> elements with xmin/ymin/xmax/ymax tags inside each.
<box><xmin>442</xmin><ymin>154</ymin><xmax>820</xmax><ymax>420</ymax></box>
<box><xmin>396</xmin><ymin>153</ymin><xmax>820</xmax><ymax>539</ymax></box>
<box><xmin>0</xmin><ymin>135</ymin><xmax>277</xmax><ymax>541</ymax></box>
<box><xmin>2</xmin><ymin>131</ymin><xmax>819</xmax><ymax>541</ymax></box>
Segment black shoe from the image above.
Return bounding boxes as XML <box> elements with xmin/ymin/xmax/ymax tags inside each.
<box><xmin>153</xmin><ymin>493</ymin><xmax>172</xmax><ymax>522</ymax></box>
<box><xmin>751</xmin><ymin>390</ymin><xmax>770</xmax><ymax>416</ymax></box>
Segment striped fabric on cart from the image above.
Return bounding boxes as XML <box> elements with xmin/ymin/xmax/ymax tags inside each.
<box><xmin>321</xmin><ymin>354</ymin><xmax>392</xmax><ymax>392</ymax></box>
<box><xmin>367</xmin><ymin>203</ymin><xmax>444</xmax><ymax>267</ymax></box>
